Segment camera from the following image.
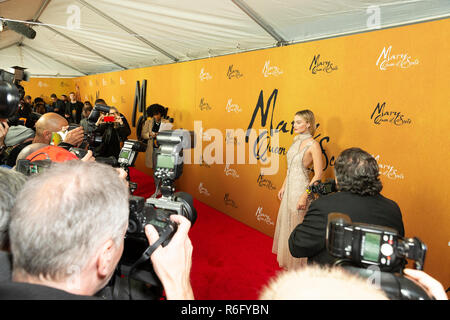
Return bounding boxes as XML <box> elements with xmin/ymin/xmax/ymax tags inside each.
<box><xmin>327</xmin><ymin>213</ymin><xmax>426</xmax><ymax>272</ymax></box>
<box><xmin>127</xmin><ymin>193</ymin><xmax>195</xmax><ymax>247</ymax></box>
<box><xmin>310</xmin><ymin>179</ymin><xmax>337</xmax><ymax>196</ymax></box>
<box><xmin>124</xmin><ymin>130</ymin><xmax>197</xmax><ymax>245</ymax></box>
<box><xmin>326</xmin><ymin>213</ymin><xmax>432</xmax><ymax>299</ymax></box>
<box><xmin>16</xmin><ymin>159</ymin><xmax>52</xmax><ymax>176</ymax></box>
<box><xmin>73</xmin><ymin>103</ymin><xmax>112</xmax><ymax>151</ymax></box>
<box><xmin>1</xmin><ymin>67</ymin><xmax>28</xmax><ymax>120</ymax></box>
<box><xmin>87</xmin><ymin>103</ymin><xmax>111</xmax><ymax>124</ymax></box>
<box><xmin>118</xmin><ymin>139</ymin><xmax>146</xmax><ymax>167</ymax></box>
<box><xmin>115</xmin><ymin>130</ymin><xmax>197</xmax><ymax>299</ymax></box>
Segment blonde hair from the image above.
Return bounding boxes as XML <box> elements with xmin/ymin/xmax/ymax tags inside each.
<box><xmin>259</xmin><ymin>265</ymin><xmax>388</xmax><ymax>300</ymax></box>
<box><xmin>295</xmin><ymin>109</ymin><xmax>316</xmax><ymax>136</ymax></box>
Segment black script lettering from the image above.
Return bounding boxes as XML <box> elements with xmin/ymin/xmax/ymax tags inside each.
<box><xmin>253</xmin><ymin>130</ymin><xmax>270</xmax><ymax>162</ymax></box>
<box><xmin>371</xmin><ymin>102</ymin><xmax>411</xmax><ymax>126</ymax></box>
<box><xmin>276</xmin><ymin>120</ymin><xmax>292</xmax><ymax>134</ymax></box>
<box><xmin>199</xmin><ymin>98</ymin><xmax>211</xmax><ymax>111</ymax></box>
<box><xmin>246</xmin><ymin>89</ymin><xmax>278</xmax><ymax>142</ymax></box>
<box><xmin>224</xmin><ymin>193</ymin><xmax>238</xmax><ymax>208</ymax></box>
<box><xmin>257</xmin><ymin>173</ymin><xmax>276</xmax><ymax>190</ymax></box>
<box><xmin>268</xmin><ymin>143</ymin><xmax>286</xmax><ymax>156</ymax></box>
<box><xmin>394</xmin><ymin>113</ymin><xmax>411</xmax><ymax>126</ymax></box>
<box><xmin>310</xmin><ymin>54</ymin><xmax>338</xmax><ymax>74</ymax></box>
<box><xmin>371</xmin><ymin>102</ymin><xmax>386</xmax><ymax>125</ymax></box>
<box><xmin>314</xmin><ymin>123</ymin><xmax>334</xmax><ymax>171</ymax></box>
<box><xmin>319</xmin><ymin>136</ymin><xmax>331</xmax><ymax>171</ymax></box>
<box><xmin>310</xmin><ymin>55</ymin><xmax>320</xmax><ymax>73</ymax></box>
<box><xmin>227</xmin><ymin>65</ymin><xmax>243</xmax><ymax>79</ymax></box>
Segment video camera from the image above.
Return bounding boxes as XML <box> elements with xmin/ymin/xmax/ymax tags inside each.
<box><xmin>0</xmin><ymin>67</ymin><xmax>28</xmax><ymax>120</ymax></box>
<box><xmin>326</xmin><ymin>213</ymin><xmax>433</xmax><ymax>299</ymax></box>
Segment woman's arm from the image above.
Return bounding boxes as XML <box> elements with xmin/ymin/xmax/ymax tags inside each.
<box><xmin>297</xmin><ymin>141</ymin><xmax>324</xmax><ymax>210</ymax></box>
<box><xmin>141</xmin><ymin>119</ymin><xmax>151</xmax><ymax>140</ymax></box>
<box><xmin>278</xmin><ymin>176</ymin><xmax>287</xmax><ymax>201</ymax></box>
<box><xmin>307</xmin><ymin>141</ymin><xmax>324</xmax><ymax>187</ymax></box>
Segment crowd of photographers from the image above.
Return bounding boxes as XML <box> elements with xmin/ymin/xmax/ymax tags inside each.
<box><xmin>0</xmin><ymin>73</ymin><xmax>447</xmax><ymax>300</ymax></box>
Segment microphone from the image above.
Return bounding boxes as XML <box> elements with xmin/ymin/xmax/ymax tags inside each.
<box><xmin>1</xmin><ymin>19</ymin><xmax>36</xmax><ymax>39</ymax></box>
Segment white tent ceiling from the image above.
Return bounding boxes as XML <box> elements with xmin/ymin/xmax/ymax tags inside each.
<box><xmin>1</xmin><ymin>0</ymin><xmax>449</xmax><ymax>77</ymax></box>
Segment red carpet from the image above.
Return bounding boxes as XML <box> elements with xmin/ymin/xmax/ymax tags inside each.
<box><xmin>129</xmin><ymin>167</ymin><xmax>282</xmax><ymax>300</ymax></box>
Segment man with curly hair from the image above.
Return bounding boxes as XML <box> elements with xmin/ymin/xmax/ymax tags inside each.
<box><xmin>288</xmin><ymin>147</ymin><xmax>404</xmax><ymax>266</ymax></box>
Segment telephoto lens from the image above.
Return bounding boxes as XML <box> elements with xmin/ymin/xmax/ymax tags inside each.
<box><xmin>0</xmin><ymin>80</ymin><xmax>20</xmax><ymax>119</ymax></box>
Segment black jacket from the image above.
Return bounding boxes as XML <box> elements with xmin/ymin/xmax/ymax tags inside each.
<box><xmin>52</xmin><ymin>99</ymin><xmax>66</xmax><ymax>117</ymax></box>
<box><xmin>0</xmin><ymin>282</ymin><xmax>96</xmax><ymax>300</ymax></box>
<box><xmin>289</xmin><ymin>191</ymin><xmax>404</xmax><ymax>265</ymax></box>
<box><xmin>67</xmin><ymin>101</ymin><xmax>84</xmax><ymax>124</ymax></box>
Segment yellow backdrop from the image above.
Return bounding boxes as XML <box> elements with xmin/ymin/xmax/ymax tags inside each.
<box><xmin>23</xmin><ymin>18</ymin><xmax>450</xmax><ymax>288</ymax></box>
<box><xmin>22</xmin><ymin>78</ymin><xmax>75</xmax><ymax>104</ymax></box>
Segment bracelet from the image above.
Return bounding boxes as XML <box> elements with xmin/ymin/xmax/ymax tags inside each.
<box><xmin>305</xmin><ymin>186</ymin><xmax>312</xmax><ymax>194</ymax></box>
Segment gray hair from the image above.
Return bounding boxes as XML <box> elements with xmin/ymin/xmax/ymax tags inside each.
<box><xmin>9</xmin><ymin>161</ymin><xmax>129</xmax><ymax>281</ymax></box>
<box><xmin>0</xmin><ymin>168</ymin><xmax>27</xmax><ymax>249</ymax></box>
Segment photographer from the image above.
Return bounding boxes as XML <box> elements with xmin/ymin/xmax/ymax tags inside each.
<box><xmin>0</xmin><ymin>168</ymin><xmax>27</xmax><ymax>282</ymax></box>
<box><xmin>289</xmin><ymin>147</ymin><xmax>405</xmax><ymax>267</ymax></box>
<box><xmin>50</xmin><ymin>94</ymin><xmax>66</xmax><ymax>117</ymax></box>
<box><xmin>0</xmin><ymin>125</ymin><xmax>35</xmax><ymax>167</ymax></box>
<box><xmin>0</xmin><ymin>121</ymin><xmax>9</xmax><ymax>164</ymax></box>
<box><xmin>0</xmin><ymin>161</ymin><xmax>194</xmax><ymax>299</ymax></box>
<box><xmin>1</xmin><ymin>112</ymin><xmax>84</xmax><ymax>167</ymax></box>
<box><xmin>67</xmin><ymin>92</ymin><xmax>84</xmax><ymax>124</ymax></box>
<box><xmin>93</xmin><ymin>99</ymin><xmax>131</xmax><ymax>158</ymax></box>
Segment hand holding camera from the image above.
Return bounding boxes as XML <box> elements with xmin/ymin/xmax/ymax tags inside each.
<box><xmin>95</xmin><ymin>114</ymin><xmax>105</xmax><ymax>126</ymax></box>
<box><xmin>403</xmin><ymin>269</ymin><xmax>448</xmax><ymax>300</ymax></box>
<box><xmin>96</xmin><ymin>112</ymin><xmax>123</xmax><ymax>126</ymax></box>
<box><xmin>144</xmin><ymin>215</ymin><xmax>194</xmax><ymax>300</ymax></box>
<box><xmin>0</xmin><ymin>121</ymin><xmax>9</xmax><ymax>147</ymax></box>
<box><xmin>63</xmin><ymin>125</ymin><xmax>84</xmax><ymax>147</ymax></box>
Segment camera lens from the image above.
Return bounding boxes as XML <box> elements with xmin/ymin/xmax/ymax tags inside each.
<box><xmin>175</xmin><ymin>192</ymin><xmax>197</xmax><ymax>226</ymax></box>
<box><xmin>127</xmin><ymin>219</ymin><xmax>138</xmax><ymax>234</ymax></box>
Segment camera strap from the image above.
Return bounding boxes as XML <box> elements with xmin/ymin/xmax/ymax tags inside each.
<box><xmin>126</xmin><ymin>226</ymin><xmax>174</xmax><ymax>300</ymax></box>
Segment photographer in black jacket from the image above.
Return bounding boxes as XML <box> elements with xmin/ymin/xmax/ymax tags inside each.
<box><xmin>289</xmin><ymin>147</ymin><xmax>405</xmax><ymax>266</ymax></box>
<box><xmin>93</xmin><ymin>99</ymin><xmax>131</xmax><ymax>158</ymax></box>
<box><xmin>0</xmin><ymin>161</ymin><xmax>194</xmax><ymax>299</ymax></box>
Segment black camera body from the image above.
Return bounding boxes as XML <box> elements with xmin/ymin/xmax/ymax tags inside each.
<box><xmin>310</xmin><ymin>179</ymin><xmax>337</xmax><ymax>196</ymax></box>
<box><xmin>0</xmin><ymin>69</ymin><xmax>22</xmax><ymax>119</ymax></box>
<box><xmin>15</xmin><ymin>159</ymin><xmax>52</xmax><ymax>176</ymax></box>
<box><xmin>87</xmin><ymin>103</ymin><xmax>111</xmax><ymax>124</ymax></box>
<box><xmin>117</xmin><ymin>131</ymin><xmax>197</xmax><ymax>295</ymax></box>
<box><xmin>118</xmin><ymin>139</ymin><xmax>146</xmax><ymax>167</ymax></box>
<box><xmin>326</xmin><ymin>213</ymin><xmax>431</xmax><ymax>299</ymax></box>
<box><xmin>127</xmin><ymin>195</ymin><xmax>188</xmax><ymax>248</ymax></box>
<box><xmin>327</xmin><ymin>213</ymin><xmax>426</xmax><ymax>272</ymax></box>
